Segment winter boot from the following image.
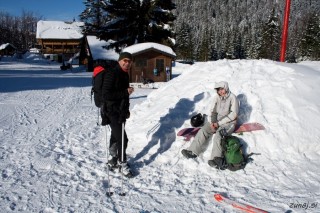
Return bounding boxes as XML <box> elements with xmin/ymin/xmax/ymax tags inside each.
<box><xmin>107</xmin><ymin>156</ymin><xmax>118</xmax><ymax>171</ymax></box>
<box><xmin>208</xmin><ymin>159</ymin><xmax>218</xmax><ymax>168</ymax></box>
<box><xmin>208</xmin><ymin>157</ymin><xmax>226</xmax><ymax>170</ymax></box>
<box><xmin>181</xmin><ymin>149</ymin><xmax>197</xmax><ymax>159</ymax></box>
<box><xmin>119</xmin><ymin>161</ymin><xmax>134</xmax><ymax>178</ymax></box>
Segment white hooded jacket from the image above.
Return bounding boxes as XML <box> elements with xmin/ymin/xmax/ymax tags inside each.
<box><xmin>209</xmin><ymin>81</ymin><xmax>239</xmax><ymax>126</ymax></box>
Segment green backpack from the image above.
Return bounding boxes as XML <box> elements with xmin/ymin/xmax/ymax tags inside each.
<box><xmin>222</xmin><ymin>136</ymin><xmax>247</xmax><ymax>171</ymax></box>
<box><xmin>213</xmin><ymin>135</ymin><xmax>256</xmax><ymax>171</ymax></box>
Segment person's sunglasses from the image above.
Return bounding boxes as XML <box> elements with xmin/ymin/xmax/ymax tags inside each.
<box><xmin>123</xmin><ymin>59</ymin><xmax>132</xmax><ymax>63</ymax></box>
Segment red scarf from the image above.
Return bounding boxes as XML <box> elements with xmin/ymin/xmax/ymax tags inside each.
<box><xmin>121</xmin><ymin>68</ymin><xmax>129</xmax><ymax>72</ymax></box>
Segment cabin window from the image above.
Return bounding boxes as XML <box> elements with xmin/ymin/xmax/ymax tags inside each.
<box><xmin>136</xmin><ymin>58</ymin><xmax>147</xmax><ymax>67</ymax></box>
<box><xmin>156</xmin><ymin>59</ymin><xmax>164</xmax><ymax>72</ymax></box>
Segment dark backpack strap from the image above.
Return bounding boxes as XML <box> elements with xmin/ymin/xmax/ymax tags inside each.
<box><xmin>91</xmin><ymin>87</ymin><xmax>94</xmax><ymax>104</ymax></box>
<box><xmin>228</xmin><ymin>152</ymin><xmax>261</xmax><ymax>171</ymax></box>
<box><xmin>244</xmin><ymin>152</ymin><xmax>260</xmax><ymax>164</ymax></box>
<box><xmin>91</xmin><ymin>78</ymin><xmax>94</xmax><ymax>104</ymax></box>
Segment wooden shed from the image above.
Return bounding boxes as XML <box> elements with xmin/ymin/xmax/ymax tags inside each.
<box><xmin>123</xmin><ymin>43</ymin><xmax>176</xmax><ymax>83</ymax></box>
<box><xmin>0</xmin><ymin>43</ymin><xmax>16</xmax><ymax>56</ymax></box>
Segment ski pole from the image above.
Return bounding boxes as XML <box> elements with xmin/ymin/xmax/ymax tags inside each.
<box><xmin>105</xmin><ymin>126</ymin><xmax>113</xmax><ymax>196</ymax></box>
<box><xmin>97</xmin><ymin>108</ymin><xmax>100</xmax><ymax>126</ymax></box>
<box><xmin>119</xmin><ymin>122</ymin><xmax>126</xmax><ymax>196</ymax></box>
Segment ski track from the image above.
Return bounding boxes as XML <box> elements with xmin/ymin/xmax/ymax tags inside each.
<box><xmin>0</xmin><ymin>58</ymin><xmax>320</xmax><ymax>212</ymax></box>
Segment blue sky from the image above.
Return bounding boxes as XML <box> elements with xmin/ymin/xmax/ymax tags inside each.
<box><xmin>0</xmin><ymin>0</ymin><xmax>86</xmax><ymax>22</ymax></box>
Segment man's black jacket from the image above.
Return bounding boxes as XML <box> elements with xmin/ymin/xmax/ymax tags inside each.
<box><xmin>102</xmin><ymin>64</ymin><xmax>129</xmax><ymax>105</ymax></box>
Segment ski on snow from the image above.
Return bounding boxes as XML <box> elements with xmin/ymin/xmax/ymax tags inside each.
<box><xmin>214</xmin><ymin>193</ymin><xmax>269</xmax><ymax>213</ymax></box>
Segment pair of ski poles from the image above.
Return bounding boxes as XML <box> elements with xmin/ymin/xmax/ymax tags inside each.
<box><xmin>105</xmin><ymin>122</ymin><xmax>126</xmax><ymax>196</ymax></box>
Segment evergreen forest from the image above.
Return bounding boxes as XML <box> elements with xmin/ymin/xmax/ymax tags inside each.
<box><xmin>172</xmin><ymin>0</ymin><xmax>320</xmax><ymax>62</ymax></box>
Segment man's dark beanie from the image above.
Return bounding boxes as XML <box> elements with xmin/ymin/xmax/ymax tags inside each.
<box><xmin>118</xmin><ymin>52</ymin><xmax>132</xmax><ymax>61</ymax></box>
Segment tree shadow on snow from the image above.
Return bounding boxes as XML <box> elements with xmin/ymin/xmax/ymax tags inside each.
<box><xmin>133</xmin><ymin>93</ymin><xmax>204</xmax><ymax>169</ymax></box>
<box><xmin>0</xmin><ymin>69</ymin><xmax>91</xmax><ymax>93</ymax></box>
<box><xmin>236</xmin><ymin>94</ymin><xmax>252</xmax><ymax>125</ymax></box>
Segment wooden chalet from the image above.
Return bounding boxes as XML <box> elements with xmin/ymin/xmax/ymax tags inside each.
<box><xmin>36</xmin><ymin>20</ymin><xmax>83</xmax><ymax>62</ymax></box>
<box><xmin>0</xmin><ymin>43</ymin><xmax>17</xmax><ymax>56</ymax></box>
<box><xmin>123</xmin><ymin>43</ymin><xmax>176</xmax><ymax>83</ymax></box>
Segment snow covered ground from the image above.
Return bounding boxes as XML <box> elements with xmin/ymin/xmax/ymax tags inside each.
<box><xmin>0</xmin><ymin>54</ymin><xmax>319</xmax><ymax>212</ymax></box>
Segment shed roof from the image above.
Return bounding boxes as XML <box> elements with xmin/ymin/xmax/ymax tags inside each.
<box><xmin>36</xmin><ymin>20</ymin><xmax>84</xmax><ymax>39</ymax></box>
<box><xmin>86</xmin><ymin>36</ymin><xmax>119</xmax><ymax>61</ymax></box>
<box><xmin>0</xmin><ymin>43</ymin><xmax>16</xmax><ymax>50</ymax></box>
<box><xmin>123</xmin><ymin>42</ymin><xmax>176</xmax><ymax>57</ymax></box>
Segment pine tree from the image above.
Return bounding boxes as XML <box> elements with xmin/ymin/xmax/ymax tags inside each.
<box><xmin>224</xmin><ymin>31</ymin><xmax>233</xmax><ymax>59</ymax></box>
<box><xmin>175</xmin><ymin>22</ymin><xmax>193</xmax><ymax>61</ymax></box>
<box><xmin>299</xmin><ymin>12</ymin><xmax>320</xmax><ymax>60</ymax></box>
<box><xmin>209</xmin><ymin>30</ymin><xmax>219</xmax><ymax>61</ymax></box>
<box><xmin>79</xmin><ymin>0</ymin><xmax>110</xmax><ymax>34</ymax></box>
<box><xmin>148</xmin><ymin>0</ymin><xmax>176</xmax><ymax>46</ymax></box>
<box><xmin>186</xmin><ymin>27</ymin><xmax>195</xmax><ymax>61</ymax></box>
<box><xmin>98</xmin><ymin>0</ymin><xmax>176</xmax><ymax>52</ymax></box>
<box><xmin>258</xmin><ymin>8</ymin><xmax>281</xmax><ymax>61</ymax></box>
<box><xmin>233</xmin><ymin>31</ymin><xmax>246</xmax><ymax>59</ymax></box>
<box><xmin>198</xmin><ymin>30</ymin><xmax>210</xmax><ymax>61</ymax></box>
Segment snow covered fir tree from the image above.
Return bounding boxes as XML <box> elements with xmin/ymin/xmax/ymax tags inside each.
<box><xmin>258</xmin><ymin>8</ymin><xmax>281</xmax><ymax>61</ymax></box>
<box><xmin>299</xmin><ymin>12</ymin><xmax>320</xmax><ymax>61</ymax></box>
<box><xmin>79</xmin><ymin>0</ymin><xmax>110</xmax><ymax>34</ymax></box>
<box><xmin>80</xmin><ymin>0</ymin><xmax>176</xmax><ymax>53</ymax></box>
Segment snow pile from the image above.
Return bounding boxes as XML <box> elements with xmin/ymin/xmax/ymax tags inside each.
<box><xmin>127</xmin><ymin>59</ymin><xmax>320</xmax><ymax>212</ymax></box>
<box><xmin>129</xmin><ymin>60</ymin><xmax>320</xmax><ymax>159</ymax></box>
<box><xmin>0</xmin><ymin>58</ymin><xmax>319</xmax><ymax>212</ymax></box>
<box><xmin>23</xmin><ymin>52</ymin><xmax>46</xmax><ymax>61</ymax></box>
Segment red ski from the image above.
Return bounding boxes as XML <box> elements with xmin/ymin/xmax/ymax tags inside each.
<box><xmin>177</xmin><ymin>123</ymin><xmax>265</xmax><ymax>141</ymax></box>
<box><xmin>214</xmin><ymin>193</ymin><xmax>269</xmax><ymax>213</ymax></box>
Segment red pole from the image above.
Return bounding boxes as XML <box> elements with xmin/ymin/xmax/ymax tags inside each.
<box><xmin>280</xmin><ymin>0</ymin><xmax>291</xmax><ymax>62</ymax></box>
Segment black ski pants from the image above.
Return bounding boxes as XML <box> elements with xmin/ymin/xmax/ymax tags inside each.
<box><xmin>108</xmin><ymin>112</ymin><xmax>128</xmax><ymax>162</ymax></box>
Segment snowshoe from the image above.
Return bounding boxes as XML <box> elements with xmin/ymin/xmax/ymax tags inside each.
<box><xmin>107</xmin><ymin>156</ymin><xmax>118</xmax><ymax>171</ymax></box>
<box><xmin>119</xmin><ymin>161</ymin><xmax>134</xmax><ymax>178</ymax></box>
<box><xmin>181</xmin><ymin>149</ymin><xmax>197</xmax><ymax>159</ymax></box>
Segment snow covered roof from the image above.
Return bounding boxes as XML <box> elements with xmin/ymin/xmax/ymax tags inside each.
<box><xmin>86</xmin><ymin>36</ymin><xmax>119</xmax><ymax>61</ymax></box>
<box><xmin>0</xmin><ymin>43</ymin><xmax>16</xmax><ymax>50</ymax></box>
<box><xmin>123</xmin><ymin>42</ymin><xmax>176</xmax><ymax>57</ymax></box>
<box><xmin>36</xmin><ymin>20</ymin><xmax>84</xmax><ymax>39</ymax></box>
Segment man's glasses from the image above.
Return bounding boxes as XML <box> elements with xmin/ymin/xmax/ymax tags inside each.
<box><xmin>123</xmin><ymin>59</ymin><xmax>132</xmax><ymax>63</ymax></box>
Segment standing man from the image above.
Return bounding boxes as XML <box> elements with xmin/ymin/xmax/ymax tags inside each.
<box><xmin>181</xmin><ymin>81</ymin><xmax>239</xmax><ymax>168</ymax></box>
<box><xmin>102</xmin><ymin>52</ymin><xmax>134</xmax><ymax>178</ymax></box>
